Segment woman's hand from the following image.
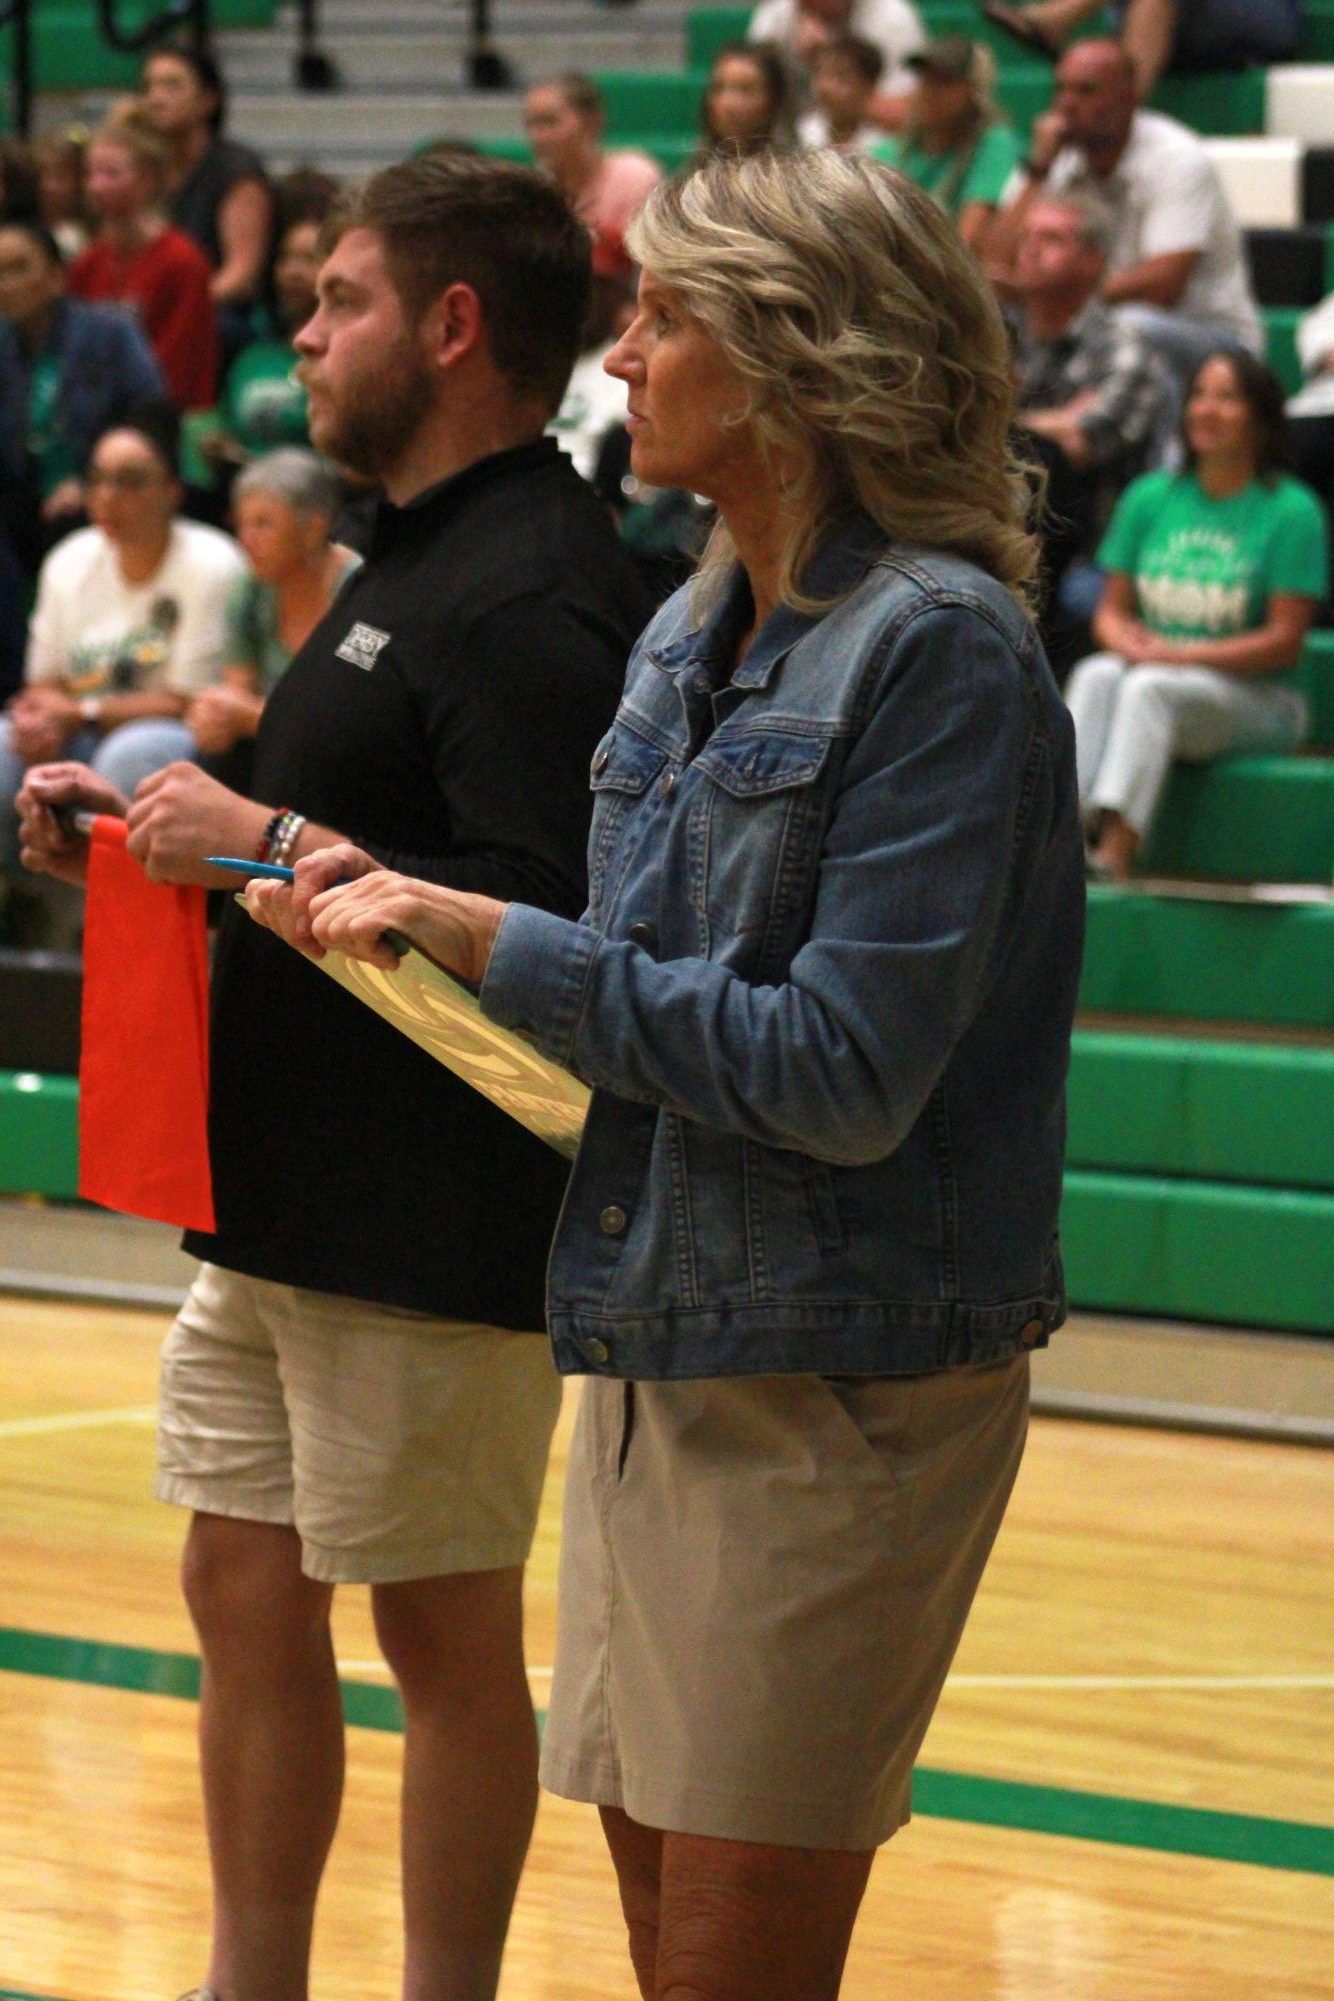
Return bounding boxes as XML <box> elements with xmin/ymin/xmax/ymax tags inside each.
<box><xmin>248</xmin><ymin>854</ymin><xmax>508</xmax><ymax>982</ymax></box>
<box><xmin>16</xmin><ymin>762</ymin><xmax>130</xmax><ymax>887</ymax></box>
<box><xmin>243</xmin><ymin>841</ymin><xmax>381</xmax><ymax>957</ymax></box>
<box><xmin>8</xmin><ymin>685</ymin><xmax>82</xmax><ymax>763</ymax></box>
<box><xmin>189</xmin><ymin>684</ymin><xmax>264</xmax><ymax>754</ymax></box>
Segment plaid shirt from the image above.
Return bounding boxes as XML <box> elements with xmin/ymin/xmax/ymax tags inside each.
<box><xmin>1013</xmin><ymin>298</ymin><xmax>1172</xmax><ymax>481</ymax></box>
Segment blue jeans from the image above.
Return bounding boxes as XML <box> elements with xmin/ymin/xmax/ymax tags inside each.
<box><xmin>0</xmin><ymin>714</ymin><xmax>195</xmax><ymax>876</ymax></box>
<box><xmin>1109</xmin><ymin>0</ymin><xmax>1304</xmax><ymax>67</ymax></box>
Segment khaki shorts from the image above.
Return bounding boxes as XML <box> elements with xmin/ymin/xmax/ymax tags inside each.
<box><xmin>540</xmin><ymin>1357</ymin><xmax>1029</xmax><ymax>1850</ymax></box>
<box><xmin>156</xmin><ymin>1262</ymin><xmax>562</xmax><ymax>1584</ymax></box>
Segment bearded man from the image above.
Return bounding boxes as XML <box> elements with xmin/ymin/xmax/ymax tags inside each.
<box><xmin>18</xmin><ymin>153</ymin><xmax>653</xmax><ymax>2001</ymax></box>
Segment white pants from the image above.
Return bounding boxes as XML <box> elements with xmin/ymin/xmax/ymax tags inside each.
<box><xmin>1065</xmin><ymin>652</ymin><xmax>1308</xmax><ymax>838</ymax></box>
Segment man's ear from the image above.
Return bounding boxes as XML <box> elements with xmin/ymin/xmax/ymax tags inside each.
<box><xmin>422</xmin><ymin>281</ymin><xmax>486</xmax><ymax>377</ymax></box>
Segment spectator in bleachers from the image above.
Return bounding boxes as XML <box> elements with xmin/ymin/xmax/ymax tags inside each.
<box><xmin>0</xmin><ymin>140</ymin><xmax>41</xmax><ymax>226</ymax></box>
<box><xmin>140</xmin><ymin>42</ymin><xmax>274</xmax><ymax>345</ymax></box>
<box><xmin>873</xmin><ymin>36</ymin><xmax>1020</xmax><ymax>252</ymax></box>
<box><xmin>1286</xmin><ymin>291</ymin><xmax>1334</xmax><ymax>515</ymax></box>
<box><xmin>748</xmin><ymin>0</ymin><xmax>925</xmax><ymax>130</ymax></box>
<box><xmin>1011</xmin><ymin>190</ymin><xmax>1174</xmax><ymax>671</ymax></box>
<box><xmin>208</xmin><ymin>210</ymin><xmax>325</xmax><ymax>472</ymax></box>
<box><xmin>188</xmin><ymin>449</ymin><xmax>357</xmax><ymax>782</ymax></box>
<box><xmin>70</xmin><ymin>110</ymin><xmax>219</xmax><ymax>412</ymax></box>
<box><xmin>982</xmin><ymin>1</ymin><xmax>1304</xmax><ymax>101</ymax></box>
<box><xmin>988</xmin><ymin>41</ymin><xmax>1263</xmax><ymax>384</ymax></box>
<box><xmin>0</xmin><ymin>413</ymin><xmax>245</xmax><ymax>901</ymax></box>
<box><xmin>0</xmin><ymin>220</ymin><xmax>166</xmax><ymax>569</ymax></box>
<box><xmin>1065</xmin><ymin>349</ymin><xmax>1327</xmax><ymax>880</ymax></box>
<box><xmin>698</xmin><ymin>43</ymin><xmax>798</xmax><ymax>158</ymax></box>
<box><xmin>32</xmin><ymin>131</ymin><xmax>91</xmax><ymax>261</ymax></box>
<box><xmin>798</xmin><ymin>37</ymin><xmax>888</xmax><ymax>149</ymax></box>
<box><xmin>548</xmin><ymin>261</ymin><xmax>635</xmax><ymax>481</ymax></box>
<box><xmin>523</xmin><ymin>73</ymin><xmax>661</xmax><ymax>283</ymax></box>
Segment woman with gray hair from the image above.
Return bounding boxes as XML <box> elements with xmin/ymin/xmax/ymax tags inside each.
<box><xmin>188</xmin><ymin>446</ymin><xmax>357</xmax><ymax>761</ymax></box>
<box><xmin>246</xmin><ymin>149</ymin><xmax>1084</xmax><ymax>1997</ymax></box>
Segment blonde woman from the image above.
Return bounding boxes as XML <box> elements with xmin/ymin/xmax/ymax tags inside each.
<box><xmin>247</xmin><ymin>151</ymin><xmax>1084</xmax><ymax>1999</ymax></box>
<box><xmin>873</xmin><ymin>34</ymin><xmax>1020</xmax><ymax>252</ymax></box>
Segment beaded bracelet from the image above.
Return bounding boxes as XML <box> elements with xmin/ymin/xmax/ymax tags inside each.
<box><xmin>269</xmin><ymin>811</ymin><xmax>307</xmax><ymax>869</ymax></box>
<box><xmin>256</xmin><ymin>808</ymin><xmax>287</xmax><ymax>862</ymax></box>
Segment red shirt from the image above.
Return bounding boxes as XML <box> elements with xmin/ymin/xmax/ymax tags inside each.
<box><xmin>69</xmin><ymin>227</ymin><xmax>218</xmax><ymax>411</ymax></box>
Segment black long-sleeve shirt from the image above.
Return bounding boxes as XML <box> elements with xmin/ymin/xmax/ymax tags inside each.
<box><xmin>184</xmin><ymin>438</ymin><xmax>654</xmax><ymax>1325</ymax></box>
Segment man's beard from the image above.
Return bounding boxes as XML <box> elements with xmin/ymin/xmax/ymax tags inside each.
<box><xmin>310</xmin><ymin>336</ymin><xmax>435</xmax><ymax>481</ymax></box>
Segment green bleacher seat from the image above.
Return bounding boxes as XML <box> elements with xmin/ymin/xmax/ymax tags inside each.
<box><xmin>1061</xmin><ymin>1169</ymin><xmax>1334</xmax><ymax>1332</ymax></box>
<box><xmin>686</xmin><ymin>7</ymin><xmax>750</xmax><ymax>73</ymax></box>
<box><xmin>1066</xmin><ymin>1030</ymin><xmax>1334</xmax><ymax>1188</ymax></box>
<box><xmin>1263</xmin><ymin>304</ymin><xmax>1305</xmax><ymax>391</ymax></box>
<box><xmin>1299</xmin><ymin>0</ymin><xmax>1334</xmax><ymax>61</ymax></box>
<box><xmin>1298</xmin><ymin>632</ymin><xmax>1334</xmax><ymax>748</ymax></box>
<box><xmin>595</xmin><ymin>70</ymin><xmax>704</xmax><ymax>144</ymax></box>
<box><xmin>0</xmin><ymin>2</ymin><xmax>278</xmax><ymax>97</ymax></box>
<box><xmin>1150</xmin><ymin>68</ymin><xmax>1268</xmax><ymax>137</ymax></box>
<box><xmin>1080</xmin><ymin>884</ymin><xmax>1334</xmax><ymax>1027</ymax></box>
<box><xmin>1325</xmin><ymin>223</ymin><xmax>1334</xmax><ymax>292</ymax></box>
<box><xmin>0</xmin><ymin>1071</ymin><xmax>77</xmax><ymax>1200</ymax></box>
<box><xmin>1138</xmin><ymin>756</ymin><xmax>1334</xmax><ymax>883</ymax></box>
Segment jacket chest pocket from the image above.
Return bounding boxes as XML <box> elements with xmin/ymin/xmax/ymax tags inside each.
<box><xmin>588</xmin><ymin>722</ymin><xmax>668</xmax><ymax>917</ymax></box>
<box><xmin>689</xmin><ymin>728</ymin><xmax>836</xmax><ymax>948</ymax></box>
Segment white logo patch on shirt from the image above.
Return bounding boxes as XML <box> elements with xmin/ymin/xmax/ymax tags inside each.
<box><xmin>335</xmin><ymin>621</ymin><xmax>392</xmax><ymax>671</ymax></box>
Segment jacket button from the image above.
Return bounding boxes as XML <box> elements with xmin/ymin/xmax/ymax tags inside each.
<box><xmin>658</xmin><ymin>770</ymin><xmax>676</xmax><ymax>798</ymax></box>
<box><xmin>591</xmin><ymin>745</ymin><xmax>609</xmax><ymax>775</ymax></box>
<box><xmin>1019</xmin><ymin>1318</ymin><xmax>1045</xmax><ymax>1347</ymax></box>
<box><xmin>584</xmin><ymin>1336</ymin><xmax>610</xmax><ymax>1365</ymax></box>
<box><xmin>599</xmin><ymin>1205</ymin><xmax>628</xmax><ymax>1235</ymax></box>
<box><xmin>628</xmin><ymin>921</ymin><xmax>656</xmax><ymax>950</ymax></box>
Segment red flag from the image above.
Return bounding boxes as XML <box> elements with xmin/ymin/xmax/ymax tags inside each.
<box><xmin>78</xmin><ymin>815</ymin><xmax>215</xmax><ymax>1232</ymax></box>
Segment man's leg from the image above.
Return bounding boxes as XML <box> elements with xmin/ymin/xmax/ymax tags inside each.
<box><xmin>601</xmin><ymin>1807</ymin><xmax>875</xmax><ymax>2001</ymax></box>
<box><xmin>372</xmin><ymin>1565</ymin><xmax>540</xmax><ymax>2001</ymax></box>
<box><xmin>181</xmin><ymin>1511</ymin><xmax>342</xmax><ymax>2001</ymax></box>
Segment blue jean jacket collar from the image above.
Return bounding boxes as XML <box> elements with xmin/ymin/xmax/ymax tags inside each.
<box><xmin>646</xmin><ymin>512</ymin><xmax>888</xmax><ymax>693</ymax></box>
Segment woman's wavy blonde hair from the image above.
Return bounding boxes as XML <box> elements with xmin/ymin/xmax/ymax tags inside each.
<box><xmin>626</xmin><ymin>148</ymin><xmax>1040</xmax><ymax>614</ymax></box>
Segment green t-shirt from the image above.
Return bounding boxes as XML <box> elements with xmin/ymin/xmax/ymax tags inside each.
<box><xmin>1098</xmin><ymin>470</ymin><xmax>1329</xmax><ymax>641</ymax></box>
<box><xmin>873</xmin><ymin>122</ymin><xmax>1021</xmax><ymax>218</ymax></box>
<box><xmin>27</xmin><ymin>352</ymin><xmax>79</xmax><ymax>498</ymax></box>
<box><xmin>222</xmin><ymin>339</ymin><xmax>309</xmax><ymax>453</ymax></box>
<box><xmin>223</xmin><ymin>554</ymin><xmax>361</xmax><ymax>693</ymax></box>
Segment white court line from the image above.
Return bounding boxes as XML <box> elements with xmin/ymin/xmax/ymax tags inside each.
<box><xmin>332</xmin><ymin>1662</ymin><xmax>1333</xmax><ymax>1692</ymax></box>
<box><xmin>0</xmin><ymin>1404</ymin><xmax>156</xmax><ymax>1438</ymax></box>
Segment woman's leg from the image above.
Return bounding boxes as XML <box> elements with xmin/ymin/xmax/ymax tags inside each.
<box><xmin>1063</xmin><ymin>650</ymin><xmax>1127</xmax><ymax>808</ymax></box>
<box><xmin>89</xmin><ymin>716</ymin><xmax>197</xmax><ymax>797</ymax></box>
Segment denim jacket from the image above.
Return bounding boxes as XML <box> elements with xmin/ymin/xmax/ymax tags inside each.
<box><xmin>482</xmin><ymin>516</ymin><xmax>1086</xmax><ymax>1380</ymax></box>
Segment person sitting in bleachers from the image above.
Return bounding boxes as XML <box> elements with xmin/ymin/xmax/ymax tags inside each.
<box><xmin>0</xmin><ymin>140</ymin><xmax>41</xmax><ymax>226</ymax></box>
<box><xmin>982</xmin><ymin>0</ymin><xmax>1304</xmax><ymax>101</ymax></box>
<box><xmin>69</xmin><ymin>108</ymin><xmax>218</xmax><ymax>413</ymax></box>
<box><xmin>208</xmin><ymin>195</ymin><xmax>332</xmax><ymax>472</ymax></box>
<box><xmin>140</xmin><ymin>41</ymin><xmax>274</xmax><ymax>356</ymax></box>
<box><xmin>1065</xmin><ymin>350</ymin><xmax>1327</xmax><ymax>881</ymax></box>
<box><xmin>1010</xmin><ymin>190</ymin><xmax>1173</xmax><ymax>664</ymax></box>
<box><xmin>0</xmin><ymin>220</ymin><xmax>166</xmax><ymax>570</ymax></box>
<box><xmin>188</xmin><ymin>448</ymin><xmax>358</xmax><ymax>791</ymax></box>
<box><xmin>798</xmin><ymin>37</ymin><xmax>887</xmax><ymax>150</ymax></box>
<box><xmin>0</xmin><ymin>413</ymin><xmax>245</xmax><ymax>914</ymax></box>
<box><xmin>748</xmin><ymin>0</ymin><xmax>925</xmax><ymax>129</ymax></box>
<box><xmin>524</xmin><ymin>73</ymin><xmax>662</xmax><ymax>285</ymax></box>
<box><xmin>1286</xmin><ymin>291</ymin><xmax>1334</xmax><ymax>516</ymax></box>
<box><xmin>697</xmin><ymin>43</ymin><xmax>798</xmax><ymax>159</ymax></box>
<box><xmin>32</xmin><ymin>131</ymin><xmax>91</xmax><ymax>261</ymax></box>
<box><xmin>873</xmin><ymin>35</ymin><xmax>1020</xmax><ymax>252</ymax></box>
<box><xmin>988</xmin><ymin>40</ymin><xmax>1263</xmax><ymax>384</ymax></box>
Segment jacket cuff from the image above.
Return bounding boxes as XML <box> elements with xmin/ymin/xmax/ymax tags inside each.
<box><xmin>480</xmin><ymin>902</ymin><xmax>598</xmax><ymax>1067</ymax></box>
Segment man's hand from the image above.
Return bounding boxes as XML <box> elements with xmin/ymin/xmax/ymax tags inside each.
<box><xmin>188</xmin><ymin>685</ymin><xmax>264</xmax><ymax>755</ymax></box>
<box><xmin>1027</xmin><ymin>108</ymin><xmax>1069</xmax><ymax>176</ymax></box>
<box><xmin>125</xmin><ymin>762</ymin><xmax>264</xmax><ymax>886</ymax></box>
<box><xmin>244</xmin><ymin>841</ymin><xmax>381</xmax><ymax>957</ymax></box>
<box><xmin>16</xmin><ymin>762</ymin><xmax>129</xmax><ymax>889</ymax></box>
<box><xmin>7</xmin><ymin>685</ymin><xmax>82</xmax><ymax>764</ymax></box>
<box><xmin>41</xmin><ymin>477</ymin><xmax>84</xmax><ymax>522</ymax></box>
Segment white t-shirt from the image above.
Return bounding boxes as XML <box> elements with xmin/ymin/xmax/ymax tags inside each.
<box><xmin>1035</xmin><ymin>111</ymin><xmax>1262</xmax><ymax>350</ymax></box>
<box><xmin>748</xmin><ymin>0</ymin><xmax>925</xmax><ymax>96</ymax></box>
<box><xmin>26</xmin><ymin>519</ymin><xmax>248</xmax><ymax>698</ymax></box>
<box><xmin>548</xmin><ymin>344</ymin><xmax>629</xmax><ymax>483</ymax></box>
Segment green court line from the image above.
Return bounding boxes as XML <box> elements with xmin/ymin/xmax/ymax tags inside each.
<box><xmin>2</xmin><ymin>1624</ymin><xmax>1331</xmax><ymax>1877</ymax></box>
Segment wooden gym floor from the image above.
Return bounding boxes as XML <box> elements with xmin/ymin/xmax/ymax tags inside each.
<box><xmin>0</xmin><ymin>1294</ymin><xmax>1330</xmax><ymax>2000</ymax></box>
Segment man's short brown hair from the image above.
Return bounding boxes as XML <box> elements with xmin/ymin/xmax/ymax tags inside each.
<box><xmin>332</xmin><ymin>153</ymin><xmax>592</xmax><ymax>416</ymax></box>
